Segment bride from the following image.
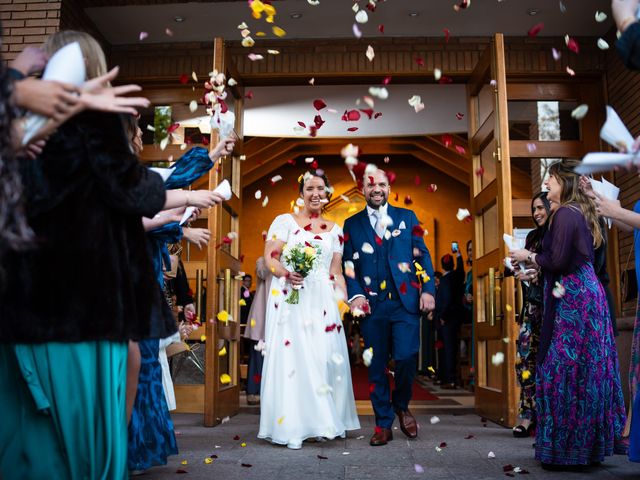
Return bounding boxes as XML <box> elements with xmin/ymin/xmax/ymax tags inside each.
<box><xmin>258</xmin><ymin>170</ymin><xmax>360</xmax><ymax>449</ymax></box>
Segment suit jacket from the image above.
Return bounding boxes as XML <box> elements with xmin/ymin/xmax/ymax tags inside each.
<box><xmin>343</xmin><ymin>204</ymin><xmax>435</xmax><ymax>314</ymax></box>
<box><xmin>435</xmin><ymin>255</ymin><xmax>464</xmax><ymax>324</ymax></box>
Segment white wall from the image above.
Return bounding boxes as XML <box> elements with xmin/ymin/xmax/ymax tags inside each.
<box><xmin>244</xmin><ymin>84</ymin><xmax>468</xmax><ymax>138</ymax></box>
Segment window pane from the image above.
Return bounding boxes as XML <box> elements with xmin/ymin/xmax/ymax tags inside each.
<box><xmin>508</xmin><ymin>101</ymin><xmax>580</xmax><ymax>141</ymax></box>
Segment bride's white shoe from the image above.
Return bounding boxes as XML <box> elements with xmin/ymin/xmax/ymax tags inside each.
<box><xmin>287</xmin><ymin>440</ymin><xmax>302</xmax><ymax>450</ymax></box>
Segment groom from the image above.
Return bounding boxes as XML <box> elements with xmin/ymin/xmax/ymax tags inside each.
<box><xmin>343</xmin><ymin>169</ymin><xmax>435</xmax><ymax>446</ymax></box>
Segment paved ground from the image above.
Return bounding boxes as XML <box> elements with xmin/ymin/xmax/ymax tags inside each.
<box><xmin>144</xmin><ymin>412</ymin><xmax>639</xmax><ymax>479</ymax></box>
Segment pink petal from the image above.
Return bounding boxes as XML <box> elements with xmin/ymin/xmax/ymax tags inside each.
<box><xmin>527</xmin><ymin>23</ymin><xmax>544</xmax><ymax>37</ymax></box>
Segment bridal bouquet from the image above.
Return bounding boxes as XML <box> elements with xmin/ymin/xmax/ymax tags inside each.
<box><xmin>282</xmin><ymin>242</ymin><xmax>321</xmax><ymax>304</ymax></box>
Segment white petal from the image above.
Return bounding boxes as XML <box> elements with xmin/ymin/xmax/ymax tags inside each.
<box><xmin>366</xmin><ymin>45</ymin><xmax>375</xmax><ymax>62</ymax></box>
<box><xmin>597</xmin><ymin>38</ymin><xmax>609</xmax><ymax>50</ymax></box>
<box><xmin>571</xmin><ymin>104</ymin><xmax>589</xmax><ymax>120</ymax></box>
<box><xmin>355</xmin><ymin>10</ymin><xmax>368</xmax><ymax>24</ymax></box>
<box><xmin>361</xmin><ymin>242</ymin><xmax>374</xmax><ymax>254</ymax></box>
<box><xmin>595</xmin><ymin>11</ymin><xmax>607</xmax><ymax>23</ymax></box>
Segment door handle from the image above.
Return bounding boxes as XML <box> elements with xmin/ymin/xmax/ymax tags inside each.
<box><xmin>488</xmin><ymin>267</ymin><xmax>496</xmax><ymax>327</ymax></box>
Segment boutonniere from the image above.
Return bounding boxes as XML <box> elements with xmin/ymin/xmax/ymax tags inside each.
<box><xmin>399</xmin><ymin>221</ymin><xmax>407</xmax><ymax>230</ymax></box>
<box><xmin>391</xmin><ymin>229</ymin><xmax>401</xmax><ymax>237</ymax></box>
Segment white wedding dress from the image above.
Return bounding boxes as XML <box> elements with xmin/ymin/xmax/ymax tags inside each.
<box><xmin>258</xmin><ymin>214</ymin><xmax>360</xmax><ymax>448</ymax></box>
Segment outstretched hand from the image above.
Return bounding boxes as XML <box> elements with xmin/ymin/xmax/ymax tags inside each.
<box><xmin>79</xmin><ymin>67</ymin><xmax>150</xmax><ymax>115</ymax></box>
<box><xmin>209</xmin><ymin>137</ymin><xmax>236</xmax><ymax>162</ymax></box>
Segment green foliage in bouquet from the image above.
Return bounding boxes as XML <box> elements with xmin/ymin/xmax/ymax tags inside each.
<box><xmin>282</xmin><ymin>243</ymin><xmax>321</xmax><ymax>304</ymax></box>
<box><xmin>153</xmin><ymin>105</ymin><xmax>172</xmax><ymax>145</ymax></box>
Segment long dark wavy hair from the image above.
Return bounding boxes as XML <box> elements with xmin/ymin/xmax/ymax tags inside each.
<box><xmin>0</xmin><ymin>30</ymin><xmax>35</xmax><ymax>284</ymax></box>
<box><xmin>525</xmin><ymin>191</ymin><xmax>551</xmax><ymax>252</ymax></box>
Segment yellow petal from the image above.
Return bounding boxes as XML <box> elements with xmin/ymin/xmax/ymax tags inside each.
<box><xmin>522</xmin><ymin>370</ymin><xmax>531</xmax><ymax>380</ymax></box>
<box><xmin>271</xmin><ymin>288</ymin><xmax>280</xmax><ymax>296</ymax></box>
<box><xmin>380</xmin><ymin>280</ymin><xmax>387</xmax><ymax>290</ymax></box>
<box><xmin>505</xmin><ymin>304</ymin><xmax>512</xmax><ymax>312</ymax></box>
<box><xmin>250</xmin><ymin>318</ymin><xmax>256</xmax><ymax>327</ymax></box>
<box><xmin>218</xmin><ymin>346</ymin><xmax>227</xmax><ymax>357</ymax></box>
<box><xmin>200</xmin><ymin>334</ymin><xmax>207</xmax><ymax>342</ymax></box>
<box><xmin>204</xmin><ymin>458</ymin><xmax>213</xmax><ymax>464</ymax></box>
<box><xmin>256</xmin><ymin>31</ymin><xmax>266</xmax><ymax>37</ymax></box>
<box><xmin>272</xmin><ymin>26</ymin><xmax>286</xmax><ymax>37</ymax></box>
<box><xmin>277</xmin><ymin>416</ymin><xmax>284</xmax><ymax>424</ymax></box>
<box><xmin>220</xmin><ymin>373</ymin><xmax>231</xmax><ymax>384</ymax></box>
<box><xmin>239</xmin><ymin>299</ymin><xmax>247</xmax><ymax>306</ymax></box>
<box><xmin>240</xmin><ymin>442</ymin><xmax>247</xmax><ymax>447</ymax></box>
<box><xmin>181</xmin><ymin>460</ymin><xmax>188</xmax><ymax>465</ymax></box>
<box><xmin>217</xmin><ymin>310</ymin><xmax>229</xmax><ymax>322</ymax></box>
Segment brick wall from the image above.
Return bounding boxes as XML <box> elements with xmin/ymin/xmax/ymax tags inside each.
<box><xmin>0</xmin><ymin>0</ymin><xmax>60</xmax><ymax>61</ymax></box>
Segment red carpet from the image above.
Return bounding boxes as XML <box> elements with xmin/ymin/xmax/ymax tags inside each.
<box><xmin>351</xmin><ymin>365</ymin><xmax>439</xmax><ymax>401</ymax></box>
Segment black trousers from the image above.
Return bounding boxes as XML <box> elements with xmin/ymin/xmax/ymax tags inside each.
<box><xmin>437</xmin><ymin>320</ymin><xmax>459</xmax><ymax>384</ymax></box>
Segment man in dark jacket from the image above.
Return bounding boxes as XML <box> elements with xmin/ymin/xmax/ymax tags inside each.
<box><xmin>435</xmin><ymin>251</ymin><xmax>465</xmax><ymax>389</ymax></box>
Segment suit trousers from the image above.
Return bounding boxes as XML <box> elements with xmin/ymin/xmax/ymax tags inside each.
<box><xmin>360</xmin><ymin>297</ymin><xmax>420</xmax><ymax>428</ymax></box>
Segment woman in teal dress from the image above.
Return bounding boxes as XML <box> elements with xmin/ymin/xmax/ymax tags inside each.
<box><xmin>0</xmin><ymin>31</ymin><xmax>167</xmax><ymax>479</ymax></box>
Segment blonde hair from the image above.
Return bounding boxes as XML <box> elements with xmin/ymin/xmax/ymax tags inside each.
<box><xmin>548</xmin><ymin>159</ymin><xmax>603</xmax><ymax>248</ymax></box>
<box><xmin>43</xmin><ymin>30</ymin><xmax>107</xmax><ymax>81</ymax></box>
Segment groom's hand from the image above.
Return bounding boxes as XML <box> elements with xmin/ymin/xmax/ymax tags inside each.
<box><xmin>420</xmin><ymin>293</ymin><xmax>435</xmax><ymax>312</ymax></box>
<box><xmin>349</xmin><ymin>296</ymin><xmax>369</xmax><ymax>316</ymax></box>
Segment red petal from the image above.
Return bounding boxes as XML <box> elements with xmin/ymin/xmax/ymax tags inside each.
<box><xmin>387</xmin><ymin>171</ymin><xmax>397</xmax><ymax>184</ymax></box>
<box><xmin>270</xmin><ymin>250</ymin><xmax>280</xmax><ymax>258</ymax></box>
<box><xmin>438</xmin><ymin>76</ymin><xmax>454</xmax><ymax>84</ymax></box>
<box><xmin>311</xmin><ymin>160</ymin><xmax>318</xmax><ymax>168</ymax></box>
<box><xmin>304</xmin><ymin>241</ymin><xmax>313</xmax><ymax>247</ymax></box>
<box><xmin>415</xmin><ymin>57</ymin><xmax>425</xmax><ymax>66</ymax></box>
<box><xmin>338</xmin><ymin>234</ymin><xmax>345</xmax><ymax>245</ymax></box>
<box><xmin>414</xmin><ymin>175</ymin><xmax>421</xmax><ymax>186</ymax></box>
<box><xmin>287</xmin><ymin>158</ymin><xmax>296</xmax><ymax>165</ymax></box>
<box><xmin>218</xmin><ymin>99</ymin><xmax>228</xmax><ymax>114</ymax></box>
<box><xmin>359</xmin><ymin>108</ymin><xmax>374</xmax><ymax>119</ymax></box>
<box><xmin>314</xmin><ymin>235</ymin><xmax>323</xmax><ymax>240</ymax></box>
<box><xmin>179</xmin><ymin>73</ymin><xmax>189</xmax><ymax>84</ymax></box>
<box><xmin>317</xmin><ymin>455</ymin><xmax>328</xmax><ymax>460</ymax></box>
<box><xmin>369</xmin><ymin>383</ymin><xmax>376</xmax><ymax>393</ymax></box>
<box><xmin>314</xmin><ymin>114</ymin><xmax>325</xmax><ymax>128</ymax></box>
<box><xmin>347</xmin><ymin>127</ymin><xmax>359</xmax><ymax>132</ymax></box>
<box><xmin>374</xmin><ymin>112</ymin><xmax>383</xmax><ymax>119</ymax></box>
<box><xmin>567</xmin><ymin>37</ymin><xmax>579</xmax><ymax>54</ymax></box>
<box><xmin>378</xmin><ymin>24</ymin><xmax>384</xmax><ymax>34</ymax></box>
<box><xmin>222</xmin><ymin>236</ymin><xmax>233</xmax><ymax>244</ymax></box>
<box><xmin>298</xmin><ymin>121</ymin><xmax>306</xmax><ymax>128</ymax></box>
<box><xmin>375</xmin><ymin>236</ymin><xmax>383</xmax><ymax>246</ymax></box>
<box><xmin>310</xmin><ymin>212</ymin><xmax>320</xmax><ymax>219</ymax></box>
<box><xmin>167</xmin><ymin>123</ymin><xmax>180</xmax><ymax>134</ymax></box>
<box><xmin>325</xmin><ymin>324</ymin><xmax>337</xmax><ymax>332</ymax></box>
<box><xmin>245</xmin><ymin>91</ymin><xmax>254</xmax><ymax>100</ymax></box>
<box><xmin>475</xmin><ymin>167</ymin><xmax>485</xmax><ymax>176</ymax></box>
<box><xmin>465</xmin><ymin>434</ymin><xmax>475</xmax><ymax>439</ymax></box>
<box><xmin>313</xmin><ymin>99</ymin><xmax>327</xmax><ymax>110</ymax></box>
<box><xmin>399</xmin><ymin>282</ymin><xmax>408</xmax><ymax>294</ymax></box>
<box><xmin>382</xmin><ymin>76</ymin><xmax>392</xmax><ymax>85</ymax></box>
<box><xmin>253</xmin><ymin>374</ymin><xmax>261</xmax><ymax>384</ymax></box>
<box><xmin>375</xmin><ymin>426</ymin><xmax>383</xmax><ymax>434</ymax></box>
<box><xmin>442</xmin><ymin>134</ymin><xmax>453</xmax><ymax>148</ymax></box>
<box><xmin>439</xmin><ymin>442</ymin><xmax>447</xmax><ymax>448</ymax></box>
<box><xmin>241</xmin><ymin>463</ymin><xmax>253</xmax><ymax>468</ymax></box>
<box><xmin>234</xmin><ymin>435</ymin><xmax>240</xmax><ymax>440</ymax></box>
<box><xmin>410</xmin><ymin>281</ymin><xmax>421</xmax><ymax>290</ymax></box>
<box><xmin>443</xmin><ymin>28</ymin><xmax>451</xmax><ymax>43</ymax></box>
<box><xmin>176</xmin><ymin>469</ymin><xmax>188</xmax><ymax>474</ymax></box>
<box><xmin>201</xmin><ymin>136</ymin><xmax>209</xmax><ymax>146</ymax></box>
<box><xmin>404</xmin><ymin>195</ymin><xmax>413</xmax><ymax>205</ymax></box>
<box><xmin>346</xmin><ymin>110</ymin><xmax>361</xmax><ymax>121</ymax></box>
<box><xmin>394</xmin><ymin>192</ymin><xmax>399</xmax><ymax>202</ymax></box>
<box><xmin>456</xmin><ymin>112</ymin><xmax>464</xmax><ymax>120</ymax></box>
<box><xmin>528</xmin><ymin>22</ymin><xmax>544</xmax><ymax>37</ymax></box>
<box><xmin>320</xmin><ymin>223</ymin><xmax>327</xmax><ymax>229</ymax></box>
<box><xmin>337</xmin><ymin>325</ymin><xmax>342</xmax><ymax>333</ymax></box>
<box><xmin>455</xmin><ymin>145</ymin><xmax>466</xmax><ymax>155</ymax></box>
<box><xmin>284</xmin><ymin>340</ymin><xmax>291</xmax><ymax>346</ymax></box>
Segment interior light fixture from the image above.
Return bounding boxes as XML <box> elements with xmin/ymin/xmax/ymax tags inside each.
<box><xmin>174</xmin><ymin>15</ymin><xmax>185</xmax><ymax>22</ymax></box>
<box><xmin>408</xmin><ymin>12</ymin><xmax>419</xmax><ymax>18</ymax></box>
<box><xmin>526</xmin><ymin>8</ymin><xmax>540</xmax><ymax>16</ymax></box>
<box><xmin>290</xmin><ymin>12</ymin><xmax>303</xmax><ymax>19</ymax></box>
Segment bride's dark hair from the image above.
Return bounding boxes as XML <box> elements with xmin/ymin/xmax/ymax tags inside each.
<box><xmin>0</xmin><ymin>29</ymin><xmax>35</xmax><ymax>288</ymax></box>
<box><xmin>298</xmin><ymin>169</ymin><xmax>333</xmax><ymax>203</ymax></box>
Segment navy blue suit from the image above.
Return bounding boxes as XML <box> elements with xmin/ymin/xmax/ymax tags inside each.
<box><xmin>343</xmin><ymin>204</ymin><xmax>435</xmax><ymax>428</ymax></box>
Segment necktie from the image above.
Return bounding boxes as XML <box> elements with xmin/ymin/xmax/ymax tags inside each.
<box><xmin>373</xmin><ymin>210</ymin><xmax>385</xmax><ymax>239</ymax></box>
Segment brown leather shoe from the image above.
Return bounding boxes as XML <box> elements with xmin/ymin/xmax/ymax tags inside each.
<box><xmin>396</xmin><ymin>409</ymin><xmax>418</xmax><ymax>438</ymax></box>
<box><xmin>369</xmin><ymin>427</ymin><xmax>393</xmax><ymax>446</ymax></box>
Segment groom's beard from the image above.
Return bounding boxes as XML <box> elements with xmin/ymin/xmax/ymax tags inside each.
<box><xmin>366</xmin><ymin>196</ymin><xmax>388</xmax><ymax>209</ymax></box>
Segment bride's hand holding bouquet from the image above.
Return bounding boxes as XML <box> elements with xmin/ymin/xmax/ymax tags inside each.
<box><xmin>283</xmin><ymin>243</ymin><xmax>321</xmax><ymax>304</ymax></box>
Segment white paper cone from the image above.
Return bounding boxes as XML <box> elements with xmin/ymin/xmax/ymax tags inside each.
<box><xmin>214</xmin><ymin>179</ymin><xmax>232</xmax><ymax>200</ymax></box>
<box><xmin>22</xmin><ymin>42</ymin><xmax>86</xmax><ymax>145</ymax></box>
<box><xmin>600</xmin><ymin>106</ymin><xmax>635</xmax><ymax>152</ymax></box>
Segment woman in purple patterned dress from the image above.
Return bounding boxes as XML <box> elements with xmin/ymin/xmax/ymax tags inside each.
<box><xmin>510</xmin><ymin>160</ymin><xmax>626</xmax><ymax>470</ymax></box>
